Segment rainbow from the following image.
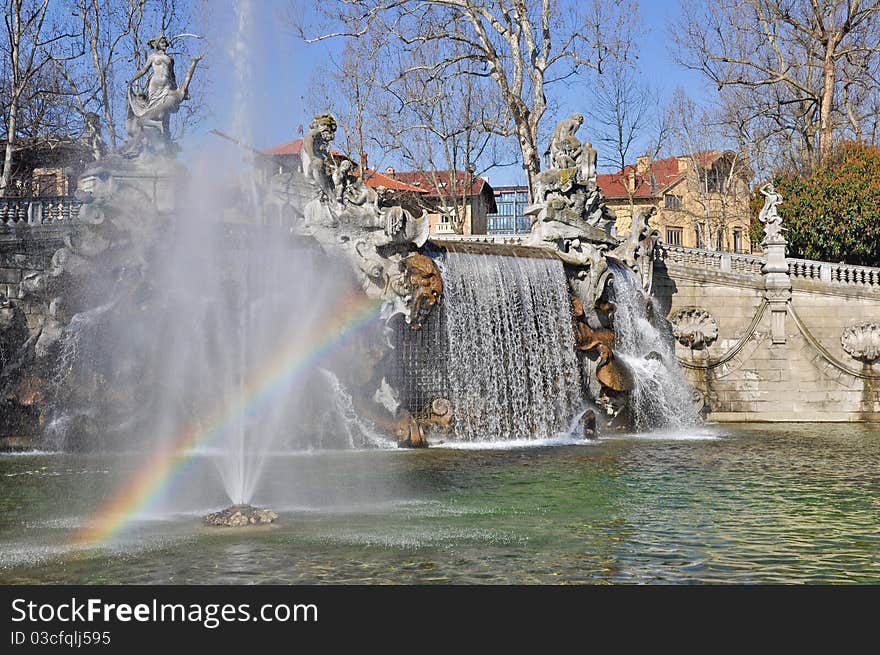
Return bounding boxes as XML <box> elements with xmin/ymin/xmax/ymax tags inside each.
<box><xmin>76</xmin><ymin>291</ymin><xmax>385</xmax><ymax>545</ymax></box>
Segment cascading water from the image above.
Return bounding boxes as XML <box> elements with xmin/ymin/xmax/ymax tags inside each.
<box><xmin>319</xmin><ymin>369</ymin><xmax>388</xmax><ymax>450</ymax></box>
<box><xmin>441</xmin><ymin>251</ymin><xmax>582</xmax><ymax>441</ymax></box>
<box><xmin>607</xmin><ymin>259</ymin><xmax>699</xmax><ymax>430</ymax></box>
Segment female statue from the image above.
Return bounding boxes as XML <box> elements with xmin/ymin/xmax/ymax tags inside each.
<box><xmin>125</xmin><ymin>35</ymin><xmax>202</xmax><ymax>153</ymax></box>
<box><xmin>758</xmin><ymin>183</ymin><xmax>784</xmax><ymax>242</ymax></box>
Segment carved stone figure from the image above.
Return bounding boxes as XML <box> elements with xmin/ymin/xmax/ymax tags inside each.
<box><xmin>670</xmin><ymin>307</ymin><xmax>718</xmax><ymax>349</ymax></box>
<box><xmin>264</xmin><ymin>114</ymin><xmax>440</xmax><ymax>445</ymax></box>
<box><xmin>84</xmin><ymin>112</ymin><xmax>106</xmax><ymax>161</ymax></box>
<box><xmin>393</xmin><ymin>254</ymin><xmax>443</xmax><ymax>330</ymax></box>
<box><xmin>301</xmin><ymin>113</ymin><xmax>337</xmax><ymax>199</ymax></box>
<box><xmin>332</xmin><ymin>159</ymin><xmax>354</xmax><ymax>203</ymax></box>
<box><xmin>418</xmin><ymin>398</ymin><xmax>453</xmax><ymax>436</ymax></box>
<box><xmin>528</xmin><ymin>114</ymin><xmax>617</xmax><ymax>259</ymax></box>
<box><xmin>547</xmin><ymin>113</ymin><xmax>583</xmax><ymax>168</ymax></box>
<box><xmin>759</xmin><ymin>183</ymin><xmax>785</xmax><ymax>244</ymax></box>
<box><xmin>612</xmin><ymin>206</ymin><xmax>660</xmax><ymax>292</ymax></box>
<box><xmin>841</xmin><ymin>322</ymin><xmax>880</xmax><ymax>363</ymax></box>
<box><xmin>582</xmin><ymin>409</ymin><xmax>597</xmax><ymax>439</ymax></box>
<box><xmin>123</xmin><ymin>35</ymin><xmax>202</xmax><ymax>157</ymax></box>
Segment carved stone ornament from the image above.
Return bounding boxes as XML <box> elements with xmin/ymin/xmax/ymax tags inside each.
<box><xmin>840</xmin><ymin>322</ymin><xmax>880</xmax><ymax>363</ymax></box>
<box><xmin>670</xmin><ymin>307</ymin><xmax>718</xmax><ymax>349</ymax></box>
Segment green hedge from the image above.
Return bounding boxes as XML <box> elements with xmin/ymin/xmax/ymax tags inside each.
<box><xmin>750</xmin><ymin>142</ymin><xmax>880</xmax><ymax>266</ymax></box>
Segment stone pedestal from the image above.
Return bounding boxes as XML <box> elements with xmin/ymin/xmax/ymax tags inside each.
<box><xmin>762</xmin><ymin>238</ymin><xmax>791</xmax><ymax>344</ymax></box>
<box><xmin>77</xmin><ymin>154</ymin><xmax>186</xmax><ymax>215</ymax></box>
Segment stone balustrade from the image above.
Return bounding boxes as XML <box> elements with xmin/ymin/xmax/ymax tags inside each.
<box><xmin>788</xmin><ymin>256</ymin><xmax>880</xmax><ymax>291</ymax></box>
<box><xmin>655</xmin><ymin>244</ymin><xmax>764</xmax><ymax>275</ymax></box>
<box><xmin>657</xmin><ymin>243</ymin><xmax>880</xmax><ymax>293</ymax></box>
<box><xmin>0</xmin><ymin>196</ymin><xmax>82</xmax><ymax>226</ymax></box>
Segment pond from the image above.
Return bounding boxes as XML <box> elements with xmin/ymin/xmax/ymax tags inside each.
<box><xmin>1</xmin><ymin>423</ymin><xmax>878</xmax><ymax>584</ymax></box>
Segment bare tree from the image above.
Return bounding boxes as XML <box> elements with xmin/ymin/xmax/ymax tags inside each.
<box><xmin>378</xmin><ymin>37</ymin><xmax>516</xmax><ymax>232</ymax></box>
<box><xmin>586</xmin><ymin>61</ymin><xmax>668</xmax><ymax>216</ymax></box>
<box><xmin>309</xmin><ymin>18</ymin><xmax>516</xmax><ymax>233</ymax></box>
<box><xmin>1</xmin><ymin>0</ymin><xmax>77</xmax><ymax>196</ymax></box>
<box><xmin>297</xmin><ymin>0</ymin><xmax>638</xmax><ymax>199</ymax></box>
<box><xmin>674</xmin><ymin>0</ymin><xmax>880</xmax><ymax>169</ymax></box>
<box><xmin>668</xmin><ymin>88</ymin><xmax>752</xmax><ymax>252</ymax></box>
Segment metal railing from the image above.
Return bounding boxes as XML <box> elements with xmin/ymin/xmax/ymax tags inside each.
<box><xmin>0</xmin><ymin>196</ymin><xmax>82</xmax><ymax>226</ymax></box>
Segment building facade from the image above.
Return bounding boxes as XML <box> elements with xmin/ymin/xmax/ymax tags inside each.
<box><xmin>486</xmin><ymin>185</ymin><xmax>531</xmax><ymax>235</ymax></box>
<box><xmin>382</xmin><ymin>169</ymin><xmax>496</xmax><ymax>237</ymax></box>
<box><xmin>0</xmin><ymin>138</ymin><xmax>93</xmax><ymax>198</ymax></box>
<box><xmin>597</xmin><ymin>151</ymin><xmax>753</xmax><ymax>253</ymax></box>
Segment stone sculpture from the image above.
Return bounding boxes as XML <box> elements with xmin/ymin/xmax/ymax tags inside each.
<box><xmin>264</xmin><ymin>114</ymin><xmax>441</xmax><ymax>446</ymax></box>
<box><xmin>758</xmin><ymin>183</ymin><xmax>791</xmax><ymax>344</ymax></box>
<box><xmin>389</xmin><ymin>254</ymin><xmax>444</xmax><ymax>330</ymax></box>
<box><xmin>612</xmin><ymin>206</ymin><xmax>661</xmax><ymax>293</ymax></box>
<box><xmin>758</xmin><ymin>183</ymin><xmax>785</xmax><ymax>244</ymax></box>
<box><xmin>840</xmin><ymin>322</ymin><xmax>880</xmax><ymax>363</ymax></box>
<box><xmin>84</xmin><ymin>112</ymin><xmax>106</xmax><ymax>161</ymax></box>
<box><xmin>123</xmin><ymin>35</ymin><xmax>202</xmax><ymax>157</ymax></box>
<box><xmin>271</xmin><ymin>113</ymin><xmax>433</xmax><ymax>333</ymax></box>
<box><xmin>670</xmin><ymin>307</ymin><xmax>718</xmax><ymax>349</ymax></box>
<box><xmin>301</xmin><ymin>113</ymin><xmax>337</xmax><ymax>200</ymax></box>
<box><xmin>528</xmin><ymin>114</ymin><xmax>616</xmax><ymax>258</ymax></box>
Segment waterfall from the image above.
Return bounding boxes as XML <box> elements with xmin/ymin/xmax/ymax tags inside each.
<box><xmin>319</xmin><ymin>368</ymin><xmax>390</xmax><ymax>449</ymax></box>
<box><xmin>607</xmin><ymin>259</ymin><xmax>699</xmax><ymax>430</ymax></box>
<box><xmin>441</xmin><ymin>251</ymin><xmax>582</xmax><ymax>441</ymax></box>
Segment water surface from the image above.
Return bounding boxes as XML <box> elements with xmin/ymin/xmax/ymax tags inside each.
<box><xmin>1</xmin><ymin>423</ymin><xmax>878</xmax><ymax>583</ymax></box>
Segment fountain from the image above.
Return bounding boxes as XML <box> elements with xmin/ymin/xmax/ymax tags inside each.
<box><xmin>0</xmin><ymin>25</ymin><xmax>702</xmax><ymax>533</ymax></box>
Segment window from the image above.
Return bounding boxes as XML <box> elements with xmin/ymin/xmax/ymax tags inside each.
<box><xmin>664</xmin><ymin>194</ymin><xmax>682</xmax><ymax>210</ymax></box>
<box><xmin>715</xmin><ymin>229</ymin><xmax>724</xmax><ymax>251</ymax></box>
<box><xmin>733</xmin><ymin>228</ymin><xmax>743</xmax><ymax>253</ymax></box>
<box><xmin>707</xmin><ymin>167</ymin><xmax>726</xmax><ymax>193</ymax></box>
<box><xmin>665</xmin><ymin>227</ymin><xmax>683</xmax><ymax>246</ymax></box>
<box><xmin>36</xmin><ymin>173</ymin><xmax>58</xmax><ymax>196</ymax></box>
<box><xmin>694</xmin><ymin>224</ymin><xmax>705</xmax><ymax>249</ymax></box>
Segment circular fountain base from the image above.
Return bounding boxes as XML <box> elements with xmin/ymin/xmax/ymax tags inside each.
<box><xmin>204</xmin><ymin>505</ymin><xmax>279</xmax><ymax>527</ymax></box>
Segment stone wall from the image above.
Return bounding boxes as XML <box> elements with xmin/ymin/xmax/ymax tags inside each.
<box><xmin>0</xmin><ymin>226</ymin><xmax>69</xmax><ymax>329</ymax></box>
<box><xmin>654</xmin><ymin>246</ymin><xmax>880</xmax><ymax>422</ymax></box>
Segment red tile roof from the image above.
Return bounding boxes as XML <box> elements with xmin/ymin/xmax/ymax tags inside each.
<box><xmin>263</xmin><ymin>138</ymin><xmax>304</xmax><ymax>156</ymax></box>
<box><xmin>262</xmin><ymin>138</ymin><xmax>427</xmax><ymax>193</ymax></box>
<box><xmin>361</xmin><ymin>169</ymin><xmax>428</xmax><ymax>193</ymax></box>
<box><xmin>385</xmin><ymin>170</ymin><xmax>490</xmax><ymax>197</ymax></box>
<box><xmin>597</xmin><ymin>151</ymin><xmax>724</xmax><ymax>200</ymax></box>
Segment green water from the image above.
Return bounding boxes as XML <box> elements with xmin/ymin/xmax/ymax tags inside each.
<box><xmin>1</xmin><ymin>423</ymin><xmax>878</xmax><ymax>584</ymax></box>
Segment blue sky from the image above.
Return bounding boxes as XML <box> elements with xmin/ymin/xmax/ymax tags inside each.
<box><xmin>188</xmin><ymin>0</ymin><xmax>710</xmax><ymax>186</ymax></box>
